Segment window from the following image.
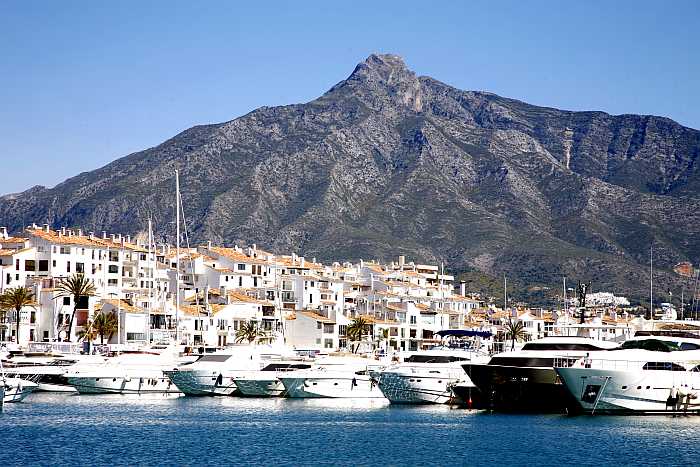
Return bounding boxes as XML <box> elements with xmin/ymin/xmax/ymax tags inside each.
<box><xmin>30</xmin><ymin>311</ymin><xmax>36</xmax><ymax>324</ymax></box>
<box><xmin>108</xmin><ymin>279</ymin><xmax>118</xmax><ymax>286</ymax></box>
<box><xmin>25</xmin><ymin>260</ymin><xmax>36</xmax><ymax>271</ymax></box>
<box><xmin>239</xmin><ymin>277</ymin><xmax>243</xmax><ymax>287</ymax></box>
<box><xmin>60</xmin><ymin>246</ymin><xmax>70</xmax><ymax>254</ymax></box>
<box><xmin>39</xmin><ymin>260</ymin><xmax>49</xmax><ymax>272</ymax></box>
<box><xmin>108</xmin><ymin>265</ymin><xmax>119</xmax><ymax>274</ymax></box>
<box><xmin>317</xmin><ymin>322</ymin><xmax>323</xmax><ymax>330</ymax></box>
<box><xmin>410</xmin><ymin>315</ymin><xmax>417</xmax><ymax>325</ymax></box>
<box><xmin>339</xmin><ymin>325</ymin><xmax>347</xmax><ymax>336</ymax></box>
<box><xmin>324</xmin><ymin>339</ymin><xmax>333</xmax><ymax>349</ymax></box>
<box><xmin>76</xmin><ymin>262</ymin><xmax>85</xmax><ymax>273</ymax></box>
<box><xmin>52</xmin><ymin>260</ymin><xmax>56</xmax><ymax>267</ymax></box>
<box><xmin>323</xmin><ymin>324</ymin><xmax>334</xmax><ymax>334</ymax></box>
<box><xmin>66</xmin><ymin>262</ymin><xmax>71</xmax><ymax>272</ymax></box>
<box><xmin>642</xmin><ymin>362</ymin><xmax>687</xmax><ymax>371</ymax></box>
<box><xmin>410</xmin><ymin>329</ymin><xmax>417</xmax><ymax>338</ymax></box>
<box><xmin>237</xmin><ymin>264</ymin><xmax>246</xmax><ymax>271</ymax></box>
<box><xmin>109</xmin><ymin>251</ymin><xmax>119</xmax><ymax>262</ymax></box>
<box><xmin>15</xmin><ymin>259</ymin><xmax>19</xmax><ymax>269</ymax></box>
<box><xmin>63</xmin><ymin>297</ymin><xmax>70</xmax><ymax>305</ymax></box>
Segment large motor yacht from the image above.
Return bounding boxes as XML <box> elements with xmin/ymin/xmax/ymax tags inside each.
<box><xmin>65</xmin><ymin>346</ymin><xmax>193</xmax><ymax>394</ymax></box>
<box><xmin>462</xmin><ymin>336</ymin><xmax>620</xmax><ymax>412</ymax></box>
<box><xmin>278</xmin><ymin>355</ymin><xmax>386</xmax><ymax>399</ymax></box>
<box><xmin>164</xmin><ymin>345</ymin><xmax>296</xmax><ymax>396</ymax></box>
<box><xmin>555</xmin><ymin>333</ymin><xmax>700</xmax><ymax>414</ymax></box>
<box><xmin>377</xmin><ymin>347</ymin><xmax>489</xmax><ymax>404</ymax></box>
<box><xmin>3</xmin><ymin>352</ymin><xmax>108</xmax><ymax>392</ymax></box>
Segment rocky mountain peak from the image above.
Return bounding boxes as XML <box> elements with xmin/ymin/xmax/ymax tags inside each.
<box><xmin>336</xmin><ymin>53</ymin><xmax>422</xmax><ymax>112</ymax></box>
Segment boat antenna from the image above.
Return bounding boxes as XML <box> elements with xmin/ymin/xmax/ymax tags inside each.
<box><xmin>650</xmin><ymin>244</ymin><xmax>653</xmax><ymax>322</ymax></box>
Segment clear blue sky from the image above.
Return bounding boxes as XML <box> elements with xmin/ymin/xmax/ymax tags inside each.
<box><xmin>1</xmin><ymin>0</ymin><xmax>698</xmax><ymax>194</ymax></box>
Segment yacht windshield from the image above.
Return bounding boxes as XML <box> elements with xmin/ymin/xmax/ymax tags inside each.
<box><xmin>405</xmin><ymin>355</ymin><xmax>468</xmax><ymax>363</ymax></box>
<box><xmin>620</xmin><ymin>339</ymin><xmax>679</xmax><ymax>352</ymax></box>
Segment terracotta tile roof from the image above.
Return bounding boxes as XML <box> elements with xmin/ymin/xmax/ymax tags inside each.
<box><xmin>276</xmin><ymin>256</ymin><xmax>323</xmax><ymax>270</ymax></box>
<box><xmin>28</xmin><ymin>228</ymin><xmax>148</xmax><ymax>252</ymax></box>
<box><xmin>298</xmin><ymin>310</ymin><xmax>334</xmax><ymax>323</ymax></box>
<box><xmin>0</xmin><ymin>237</ymin><xmax>29</xmax><ymax>243</ymax></box>
<box><xmin>207</xmin><ymin>246</ymin><xmax>269</xmax><ymax>265</ymax></box>
<box><xmin>0</xmin><ymin>247</ymin><xmax>34</xmax><ymax>256</ymax></box>
<box><xmin>227</xmin><ymin>291</ymin><xmax>267</xmax><ymax>305</ymax></box>
<box><xmin>99</xmin><ymin>299</ymin><xmax>144</xmax><ymax>313</ymax></box>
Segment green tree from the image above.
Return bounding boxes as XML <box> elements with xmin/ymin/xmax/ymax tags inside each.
<box><xmin>55</xmin><ymin>274</ymin><xmax>97</xmax><ymax>342</ymax></box>
<box><xmin>235</xmin><ymin>321</ymin><xmax>266</xmax><ymax>344</ymax></box>
<box><xmin>0</xmin><ymin>287</ymin><xmax>37</xmax><ymax>344</ymax></box>
<box><xmin>504</xmin><ymin>318</ymin><xmax>527</xmax><ymax>351</ymax></box>
<box><xmin>92</xmin><ymin>311</ymin><xmax>119</xmax><ymax>344</ymax></box>
<box><xmin>346</xmin><ymin>317</ymin><xmax>370</xmax><ymax>354</ymax></box>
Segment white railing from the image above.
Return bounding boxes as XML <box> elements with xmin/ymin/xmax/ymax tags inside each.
<box><xmin>553</xmin><ymin>355</ymin><xmax>700</xmax><ymax>371</ymax></box>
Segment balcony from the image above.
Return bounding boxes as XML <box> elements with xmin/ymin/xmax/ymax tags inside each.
<box><xmin>281</xmin><ymin>292</ymin><xmax>295</xmax><ymax>303</ymax></box>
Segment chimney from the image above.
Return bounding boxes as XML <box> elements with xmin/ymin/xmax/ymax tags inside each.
<box><xmin>126</xmin><ymin>235</ymin><xmax>131</xmax><ymax>243</ymax></box>
<box><xmin>32</xmin><ymin>223</ymin><xmax>38</xmax><ymax>229</ymax></box>
<box><xmin>252</xmin><ymin>243</ymin><xmax>256</xmax><ymax>251</ymax></box>
<box><xmin>300</xmin><ymin>257</ymin><xmax>305</xmax><ymax>268</ymax></box>
<box><xmin>78</xmin><ymin>229</ymin><xmax>83</xmax><ymax>236</ymax></box>
<box><xmin>460</xmin><ymin>281</ymin><xmax>466</xmax><ymax>296</ymax></box>
<box><xmin>102</xmin><ymin>231</ymin><xmax>108</xmax><ymax>239</ymax></box>
<box><xmin>398</xmin><ymin>255</ymin><xmax>405</xmax><ymax>268</ymax></box>
<box><xmin>359</xmin><ymin>259</ymin><xmax>364</xmax><ymax>269</ymax></box>
<box><xmin>43</xmin><ymin>223</ymin><xmax>50</xmax><ymax>233</ymax></box>
<box><xmin>67</xmin><ymin>229</ymin><xmax>73</xmax><ymax>237</ymax></box>
<box><xmin>89</xmin><ymin>232</ymin><xmax>95</xmax><ymax>240</ymax></box>
<box><xmin>61</xmin><ymin>227</ymin><xmax>66</xmax><ymax>235</ymax></box>
<box><xmin>0</xmin><ymin>227</ymin><xmax>7</xmax><ymax>239</ymax></box>
<box><xmin>121</xmin><ymin>237</ymin><xmax>125</xmax><ymax>247</ymax></box>
<box><xmin>207</xmin><ymin>241</ymin><xmax>212</xmax><ymax>249</ymax></box>
<box><xmin>312</xmin><ymin>257</ymin><xmax>316</xmax><ymax>264</ymax></box>
<box><xmin>110</xmin><ymin>234</ymin><xmax>116</xmax><ymax>242</ymax></box>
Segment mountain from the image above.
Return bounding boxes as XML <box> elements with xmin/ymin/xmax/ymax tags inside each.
<box><xmin>2</xmin><ymin>53</ymin><xmax>699</xmax><ymax>305</ymax></box>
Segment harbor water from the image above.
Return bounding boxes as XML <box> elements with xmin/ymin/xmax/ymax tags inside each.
<box><xmin>2</xmin><ymin>394</ymin><xmax>699</xmax><ymax>466</ymax></box>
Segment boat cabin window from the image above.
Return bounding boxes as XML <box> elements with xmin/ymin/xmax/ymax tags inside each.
<box><xmin>404</xmin><ymin>355</ymin><xmax>468</xmax><ymax>363</ymax></box>
<box><xmin>261</xmin><ymin>363</ymin><xmax>311</xmax><ymax>371</ymax></box>
<box><xmin>520</xmin><ymin>342</ymin><xmax>609</xmax><ymax>351</ymax></box>
<box><xmin>620</xmin><ymin>339</ymin><xmax>679</xmax><ymax>352</ymax></box>
<box><xmin>196</xmin><ymin>355</ymin><xmax>231</xmax><ymax>363</ymax></box>
<box><xmin>642</xmin><ymin>362</ymin><xmax>686</xmax><ymax>371</ymax></box>
<box><xmin>679</xmin><ymin>342</ymin><xmax>700</xmax><ymax>351</ymax></box>
<box><xmin>488</xmin><ymin>356</ymin><xmax>578</xmax><ymax>368</ymax></box>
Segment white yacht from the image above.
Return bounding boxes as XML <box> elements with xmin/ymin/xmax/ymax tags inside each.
<box><xmin>461</xmin><ymin>336</ymin><xmax>620</xmax><ymax>412</ymax></box>
<box><xmin>278</xmin><ymin>355</ymin><xmax>386</xmax><ymax>399</ymax></box>
<box><xmin>2</xmin><ymin>352</ymin><xmax>108</xmax><ymax>392</ymax></box>
<box><xmin>164</xmin><ymin>345</ymin><xmax>295</xmax><ymax>396</ymax></box>
<box><xmin>1</xmin><ymin>376</ymin><xmax>39</xmax><ymax>403</ymax></box>
<box><xmin>377</xmin><ymin>348</ymin><xmax>488</xmax><ymax>404</ymax></box>
<box><xmin>65</xmin><ymin>347</ymin><xmax>192</xmax><ymax>394</ymax></box>
<box><xmin>556</xmin><ymin>333</ymin><xmax>700</xmax><ymax>414</ymax></box>
<box><xmin>232</xmin><ymin>361</ymin><xmax>313</xmax><ymax>397</ymax></box>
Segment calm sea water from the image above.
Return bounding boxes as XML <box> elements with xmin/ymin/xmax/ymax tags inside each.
<box><xmin>2</xmin><ymin>393</ymin><xmax>698</xmax><ymax>466</ymax></box>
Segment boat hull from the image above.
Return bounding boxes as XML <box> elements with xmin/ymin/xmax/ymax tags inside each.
<box><xmin>233</xmin><ymin>378</ymin><xmax>285</xmax><ymax>397</ymax></box>
<box><xmin>164</xmin><ymin>370</ymin><xmax>239</xmax><ymax>396</ymax></box>
<box><xmin>377</xmin><ymin>371</ymin><xmax>464</xmax><ymax>404</ymax></box>
<box><xmin>2</xmin><ymin>378</ymin><xmax>39</xmax><ymax>403</ymax></box>
<box><xmin>463</xmin><ymin>363</ymin><xmax>572</xmax><ymax>413</ymax></box>
<box><xmin>279</xmin><ymin>375</ymin><xmax>384</xmax><ymax>399</ymax></box>
<box><xmin>556</xmin><ymin>366</ymin><xmax>700</xmax><ymax>415</ymax></box>
<box><xmin>67</xmin><ymin>375</ymin><xmax>179</xmax><ymax>394</ymax></box>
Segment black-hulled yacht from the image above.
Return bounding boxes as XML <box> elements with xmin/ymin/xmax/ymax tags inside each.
<box><xmin>459</xmin><ymin>337</ymin><xmax>619</xmax><ymax>412</ymax></box>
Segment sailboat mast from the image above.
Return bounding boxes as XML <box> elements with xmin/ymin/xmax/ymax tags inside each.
<box><xmin>504</xmin><ymin>275</ymin><xmax>508</xmax><ymax>313</ymax></box>
<box><xmin>650</xmin><ymin>245</ymin><xmax>653</xmax><ymax>321</ymax></box>
<box><xmin>175</xmin><ymin>170</ymin><xmax>180</xmax><ymax>344</ymax></box>
<box><xmin>563</xmin><ymin>277</ymin><xmax>567</xmax><ymax>314</ymax></box>
<box><xmin>147</xmin><ymin>217</ymin><xmax>153</xmax><ymax>344</ymax></box>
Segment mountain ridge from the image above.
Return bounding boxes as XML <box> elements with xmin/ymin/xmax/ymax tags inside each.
<box><xmin>2</xmin><ymin>53</ymin><xmax>699</xmax><ymax>305</ymax></box>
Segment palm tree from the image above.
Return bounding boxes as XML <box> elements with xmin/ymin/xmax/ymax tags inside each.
<box><xmin>55</xmin><ymin>273</ymin><xmax>96</xmax><ymax>342</ymax></box>
<box><xmin>346</xmin><ymin>317</ymin><xmax>370</xmax><ymax>354</ymax></box>
<box><xmin>0</xmin><ymin>287</ymin><xmax>37</xmax><ymax>344</ymax></box>
<box><xmin>92</xmin><ymin>311</ymin><xmax>118</xmax><ymax>344</ymax></box>
<box><xmin>235</xmin><ymin>321</ymin><xmax>266</xmax><ymax>344</ymax></box>
<box><xmin>76</xmin><ymin>318</ymin><xmax>98</xmax><ymax>343</ymax></box>
<box><xmin>504</xmin><ymin>318</ymin><xmax>527</xmax><ymax>351</ymax></box>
